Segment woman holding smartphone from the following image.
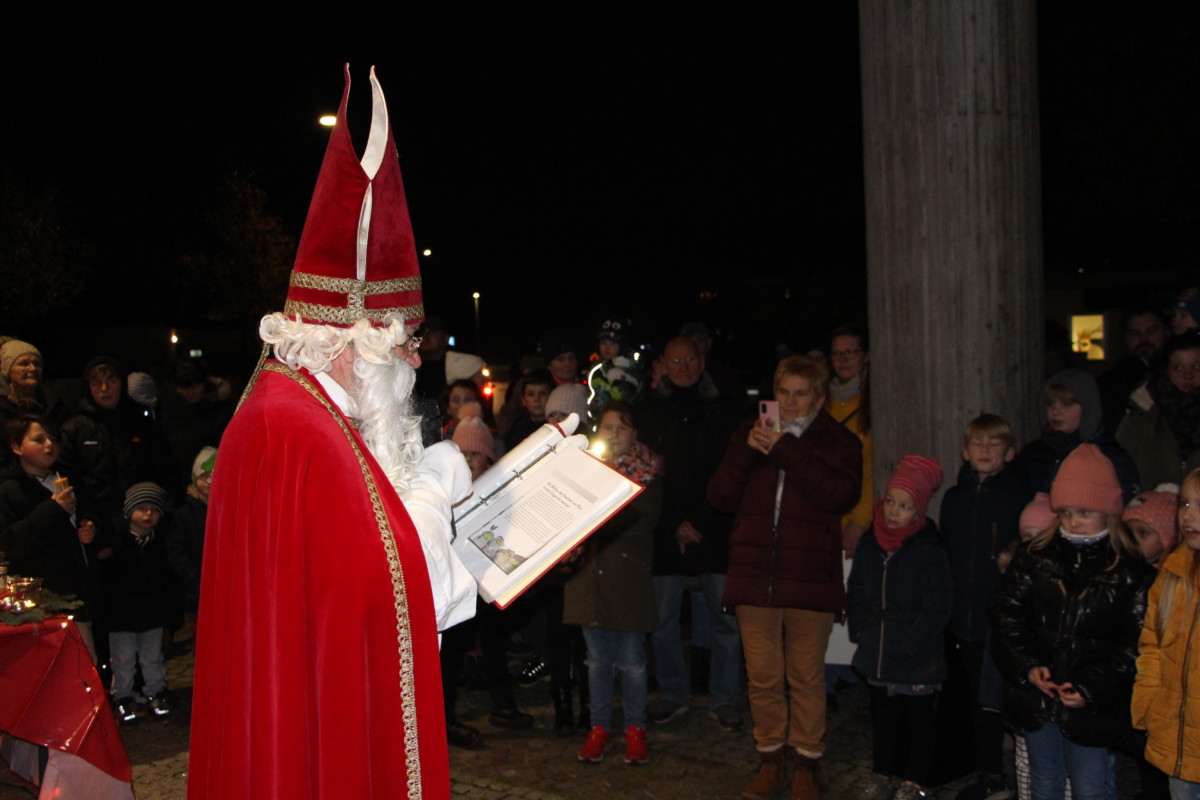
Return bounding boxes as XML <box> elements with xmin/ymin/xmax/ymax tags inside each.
<box><xmin>708</xmin><ymin>355</ymin><xmax>863</xmax><ymax>800</ymax></box>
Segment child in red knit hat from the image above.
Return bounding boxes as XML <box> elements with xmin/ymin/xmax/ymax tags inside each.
<box><xmin>848</xmin><ymin>454</ymin><xmax>951</xmax><ymax>800</ymax></box>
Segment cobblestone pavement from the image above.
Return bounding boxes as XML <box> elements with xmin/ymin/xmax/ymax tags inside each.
<box><xmin>0</xmin><ymin>626</ymin><xmax>1143</xmax><ymax>799</ymax></box>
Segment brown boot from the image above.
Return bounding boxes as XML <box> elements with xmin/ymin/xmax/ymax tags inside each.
<box><xmin>742</xmin><ymin>747</ymin><xmax>789</xmax><ymax>800</ymax></box>
<box><xmin>788</xmin><ymin>751</ymin><xmax>821</xmax><ymax>800</ymax></box>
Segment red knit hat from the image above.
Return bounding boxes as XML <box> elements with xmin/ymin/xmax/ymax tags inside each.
<box><xmin>1049</xmin><ymin>443</ymin><xmax>1123</xmax><ymax>515</ymax></box>
<box><xmin>885</xmin><ymin>454</ymin><xmax>944</xmax><ymax>519</ymax></box>
<box><xmin>282</xmin><ymin>65</ymin><xmax>424</xmax><ymax>329</ymax></box>
<box><xmin>1123</xmin><ymin>484</ymin><xmax>1180</xmax><ymax>551</ymax></box>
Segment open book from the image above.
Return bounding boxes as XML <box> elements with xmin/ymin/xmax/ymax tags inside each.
<box><xmin>452</xmin><ymin>413</ymin><xmax>643</xmax><ymax>608</ymax></box>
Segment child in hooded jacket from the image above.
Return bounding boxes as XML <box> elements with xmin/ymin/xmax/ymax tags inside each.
<box><xmin>848</xmin><ymin>454</ymin><xmax>952</xmax><ymax>800</ymax></box>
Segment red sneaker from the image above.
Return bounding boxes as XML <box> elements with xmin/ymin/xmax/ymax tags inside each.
<box><xmin>624</xmin><ymin>725</ymin><xmax>649</xmax><ymax>766</ymax></box>
<box><xmin>578</xmin><ymin>725</ymin><xmax>611</xmax><ymax>763</ymax></box>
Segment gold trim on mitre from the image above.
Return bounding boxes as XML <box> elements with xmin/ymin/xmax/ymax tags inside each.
<box><xmin>283</xmin><ymin>298</ymin><xmax>425</xmax><ymax>327</ymax></box>
<box><xmin>289</xmin><ymin>271</ymin><xmax>422</xmax><ymax>295</ymax></box>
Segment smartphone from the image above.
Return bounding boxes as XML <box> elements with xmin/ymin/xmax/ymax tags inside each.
<box><xmin>759</xmin><ymin>400</ymin><xmax>781</xmax><ymax>433</ymax></box>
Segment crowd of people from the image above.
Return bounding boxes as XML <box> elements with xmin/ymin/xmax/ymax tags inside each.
<box><xmin>5</xmin><ymin>289</ymin><xmax>1200</xmax><ymax>800</ymax></box>
<box><xmin>422</xmin><ymin>294</ymin><xmax>1200</xmax><ymax>800</ymax></box>
<box><xmin>5</xmin><ymin>60</ymin><xmax>1200</xmax><ymax>797</ymax></box>
<box><xmin>0</xmin><ymin>338</ymin><xmax>229</xmax><ymax>722</ymax></box>
<box><xmin>1</xmin><ymin>292</ymin><xmax>1198</xmax><ymax>800</ymax></box>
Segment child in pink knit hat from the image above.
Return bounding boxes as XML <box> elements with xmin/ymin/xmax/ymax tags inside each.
<box><xmin>992</xmin><ymin>443</ymin><xmax>1155</xmax><ymax>800</ymax></box>
<box><xmin>1123</xmin><ymin>484</ymin><xmax>1180</xmax><ymax>568</ymax></box>
<box><xmin>848</xmin><ymin>454</ymin><xmax>950</xmax><ymax>800</ymax></box>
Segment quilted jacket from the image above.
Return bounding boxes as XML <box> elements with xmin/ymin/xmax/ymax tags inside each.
<box><xmin>1132</xmin><ymin>545</ymin><xmax>1200</xmax><ymax>782</ymax></box>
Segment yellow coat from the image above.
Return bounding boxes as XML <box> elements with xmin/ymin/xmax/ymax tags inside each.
<box><xmin>1132</xmin><ymin>544</ymin><xmax>1200</xmax><ymax>782</ymax></box>
<box><xmin>826</xmin><ymin>392</ymin><xmax>873</xmax><ymax>532</ymax></box>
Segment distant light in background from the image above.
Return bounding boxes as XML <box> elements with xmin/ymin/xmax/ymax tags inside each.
<box><xmin>472</xmin><ymin>292</ymin><xmax>482</xmax><ymax>356</ymax></box>
<box><xmin>481</xmin><ymin>368</ymin><xmax>490</xmax><ymax>378</ymax></box>
<box><xmin>448</xmin><ymin>335</ymin><xmax>456</xmax><ymax>347</ymax></box>
<box><xmin>170</xmin><ymin>331</ymin><xmax>179</xmax><ymax>344</ymax></box>
<box><xmin>188</xmin><ymin>349</ymin><xmax>203</xmax><ymax>358</ymax></box>
<box><xmin>423</xmin><ymin>249</ymin><xmax>432</xmax><ymax>256</ymax></box>
<box><xmin>319</xmin><ymin>115</ymin><xmax>337</xmax><ymax>127</ymax></box>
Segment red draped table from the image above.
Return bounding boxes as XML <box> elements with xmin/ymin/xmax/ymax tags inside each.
<box><xmin>0</xmin><ymin>618</ymin><xmax>134</xmax><ymax>799</ymax></box>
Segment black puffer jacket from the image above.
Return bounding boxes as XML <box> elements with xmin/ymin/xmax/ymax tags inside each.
<box><xmin>990</xmin><ymin>533</ymin><xmax>1155</xmax><ymax>746</ymax></box>
<box><xmin>847</xmin><ymin>520</ymin><xmax>953</xmax><ymax>685</ymax></box>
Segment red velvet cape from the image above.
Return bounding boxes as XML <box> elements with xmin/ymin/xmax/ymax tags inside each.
<box><xmin>187</xmin><ymin>364</ymin><xmax>448</xmax><ymax>799</ymax></box>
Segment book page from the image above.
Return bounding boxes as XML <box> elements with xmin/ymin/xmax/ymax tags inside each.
<box><xmin>453</xmin><ymin>442</ymin><xmax>642</xmax><ymax>607</ymax></box>
<box><xmin>467</xmin><ymin>469</ymin><xmax>596</xmax><ymax>574</ymax></box>
<box><xmin>456</xmin><ymin>415</ymin><xmax>581</xmax><ymax>521</ymax></box>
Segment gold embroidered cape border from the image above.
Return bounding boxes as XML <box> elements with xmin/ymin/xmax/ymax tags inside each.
<box><xmin>262</xmin><ymin>362</ymin><xmax>423</xmax><ymax>798</ymax></box>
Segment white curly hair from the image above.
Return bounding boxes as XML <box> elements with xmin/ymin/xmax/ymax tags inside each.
<box><xmin>259</xmin><ymin>312</ymin><xmax>424</xmax><ymax>498</ymax></box>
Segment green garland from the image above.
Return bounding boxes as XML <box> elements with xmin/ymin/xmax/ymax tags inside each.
<box><xmin>0</xmin><ymin>590</ymin><xmax>83</xmax><ymax>627</ymax></box>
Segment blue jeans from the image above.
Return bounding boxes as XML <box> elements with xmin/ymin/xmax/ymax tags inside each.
<box><xmin>109</xmin><ymin>628</ymin><xmax>166</xmax><ymax>699</ymax></box>
<box><xmin>582</xmin><ymin>627</ymin><xmax>647</xmax><ymax>730</ymax></box>
<box><xmin>1171</xmin><ymin>777</ymin><xmax>1200</xmax><ymax>800</ymax></box>
<box><xmin>651</xmin><ymin>574</ymin><xmax>740</xmax><ymax>707</ymax></box>
<box><xmin>1025</xmin><ymin>722</ymin><xmax>1111</xmax><ymax>800</ymax></box>
<box><xmin>689</xmin><ymin>589</ymin><xmax>710</xmax><ymax>648</ymax></box>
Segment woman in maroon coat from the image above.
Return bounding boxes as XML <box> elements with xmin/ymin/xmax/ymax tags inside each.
<box><xmin>708</xmin><ymin>355</ymin><xmax>862</xmax><ymax>800</ymax></box>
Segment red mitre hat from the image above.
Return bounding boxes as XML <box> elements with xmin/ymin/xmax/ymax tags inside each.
<box><xmin>283</xmin><ymin>65</ymin><xmax>424</xmax><ymax>329</ymax></box>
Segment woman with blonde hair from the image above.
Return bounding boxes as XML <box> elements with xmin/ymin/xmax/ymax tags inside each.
<box><xmin>709</xmin><ymin>355</ymin><xmax>862</xmax><ymax>799</ymax></box>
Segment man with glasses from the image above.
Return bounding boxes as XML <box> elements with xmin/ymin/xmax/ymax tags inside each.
<box><xmin>636</xmin><ymin>337</ymin><xmax>743</xmax><ymax>733</ymax></box>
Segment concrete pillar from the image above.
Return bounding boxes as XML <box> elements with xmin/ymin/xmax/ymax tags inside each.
<box><xmin>858</xmin><ymin>0</ymin><xmax>1044</xmax><ymax>499</ymax></box>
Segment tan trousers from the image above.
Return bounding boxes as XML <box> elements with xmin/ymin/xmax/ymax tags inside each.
<box><xmin>736</xmin><ymin>605</ymin><xmax>834</xmax><ymax>756</ymax></box>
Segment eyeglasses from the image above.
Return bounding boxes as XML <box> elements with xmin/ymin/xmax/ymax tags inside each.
<box><xmin>667</xmin><ymin>356</ymin><xmax>699</xmax><ymax>366</ymax></box>
<box><xmin>403</xmin><ymin>336</ymin><xmax>423</xmax><ymax>353</ymax></box>
<box><xmin>831</xmin><ymin>348</ymin><xmax>863</xmax><ymax>360</ymax></box>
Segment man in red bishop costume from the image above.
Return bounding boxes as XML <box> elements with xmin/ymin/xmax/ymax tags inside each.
<box><xmin>188</xmin><ymin>66</ymin><xmax>477</xmax><ymax>799</ymax></box>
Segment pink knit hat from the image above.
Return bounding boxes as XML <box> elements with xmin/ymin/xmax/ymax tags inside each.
<box><xmin>1020</xmin><ymin>493</ymin><xmax>1057</xmax><ymax>534</ymax></box>
<box><xmin>1049</xmin><ymin>443</ymin><xmax>1123</xmax><ymax>515</ymax></box>
<box><xmin>885</xmin><ymin>454</ymin><xmax>944</xmax><ymax>519</ymax></box>
<box><xmin>1123</xmin><ymin>484</ymin><xmax>1180</xmax><ymax>552</ymax></box>
<box><xmin>452</xmin><ymin>417</ymin><xmax>496</xmax><ymax>463</ymax></box>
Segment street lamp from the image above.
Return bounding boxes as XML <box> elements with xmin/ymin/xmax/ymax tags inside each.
<box><xmin>472</xmin><ymin>292</ymin><xmax>481</xmax><ymax>355</ymax></box>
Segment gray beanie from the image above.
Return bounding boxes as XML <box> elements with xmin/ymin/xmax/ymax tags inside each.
<box><xmin>124</xmin><ymin>482</ymin><xmax>168</xmax><ymax>518</ymax></box>
<box><xmin>1</xmin><ymin>340</ymin><xmax>40</xmax><ymax>378</ymax></box>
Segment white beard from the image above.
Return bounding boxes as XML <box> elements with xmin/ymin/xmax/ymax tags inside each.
<box><xmin>348</xmin><ymin>351</ymin><xmax>423</xmax><ymax>499</ymax></box>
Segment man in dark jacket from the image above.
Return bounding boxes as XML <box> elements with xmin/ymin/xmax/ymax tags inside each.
<box><xmin>58</xmin><ymin>356</ymin><xmax>182</xmax><ymax>518</ymax></box>
<box><xmin>1097</xmin><ymin>307</ymin><xmax>1167</xmax><ymax>436</ymax></box>
<box><xmin>635</xmin><ymin>337</ymin><xmax>741</xmax><ymax>730</ymax></box>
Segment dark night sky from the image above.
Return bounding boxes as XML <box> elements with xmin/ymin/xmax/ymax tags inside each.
<box><xmin>4</xmin><ymin>6</ymin><xmax>1197</xmax><ymax>375</ymax></box>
